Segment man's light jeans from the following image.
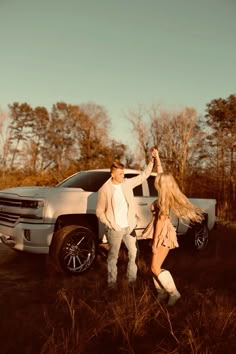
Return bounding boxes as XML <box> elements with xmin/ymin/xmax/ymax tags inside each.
<box><xmin>106</xmin><ymin>227</ymin><xmax>137</xmax><ymax>287</ymax></box>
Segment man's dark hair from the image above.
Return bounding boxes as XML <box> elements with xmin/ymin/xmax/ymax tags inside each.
<box><xmin>110</xmin><ymin>161</ymin><xmax>124</xmax><ymax>172</ymax></box>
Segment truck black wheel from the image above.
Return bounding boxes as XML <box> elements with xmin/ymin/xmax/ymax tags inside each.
<box><xmin>193</xmin><ymin>222</ymin><xmax>209</xmax><ymax>250</ymax></box>
<box><xmin>49</xmin><ymin>225</ymin><xmax>97</xmax><ymax>275</ymax></box>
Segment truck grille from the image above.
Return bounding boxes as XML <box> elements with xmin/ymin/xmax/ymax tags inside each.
<box><xmin>0</xmin><ymin>211</ymin><xmax>20</xmax><ymax>224</ymax></box>
<box><xmin>0</xmin><ymin>197</ymin><xmax>43</xmax><ymax>225</ymax></box>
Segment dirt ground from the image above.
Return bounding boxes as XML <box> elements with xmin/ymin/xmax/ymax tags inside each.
<box><xmin>0</xmin><ymin>223</ymin><xmax>235</xmax><ymax>354</ymax></box>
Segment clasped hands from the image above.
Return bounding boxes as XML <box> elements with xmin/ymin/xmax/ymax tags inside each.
<box><xmin>151</xmin><ymin>147</ymin><xmax>159</xmax><ymax>160</ymax></box>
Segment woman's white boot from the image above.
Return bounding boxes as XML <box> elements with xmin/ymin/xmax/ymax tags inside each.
<box><xmin>152</xmin><ymin>270</ymin><xmax>168</xmax><ymax>301</ymax></box>
<box><xmin>158</xmin><ymin>270</ymin><xmax>181</xmax><ymax>306</ymax></box>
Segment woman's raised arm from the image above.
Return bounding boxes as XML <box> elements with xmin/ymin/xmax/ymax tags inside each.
<box><xmin>153</xmin><ymin>149</ymin><xmax>163</xmax><ymax>174</ymax></box>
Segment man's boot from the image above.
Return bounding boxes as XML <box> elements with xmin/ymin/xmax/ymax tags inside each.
<box><xmin>158</xmin><ymin>270</ymin><xmax>181</xmax><ymax>306</ymax></box>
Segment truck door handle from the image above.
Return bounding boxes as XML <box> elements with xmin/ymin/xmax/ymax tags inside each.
<box><xmin>138</xmin><ymin>203</ymin><xmax>148</xmax><ymax>206</ymax></box>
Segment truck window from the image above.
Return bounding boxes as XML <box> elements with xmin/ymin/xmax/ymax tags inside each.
<box><xmin>147</xmin><ymin>176</ymin><xmax>157</xmax><ymax>197</ymax></box>
<box><xmin>89</xmin><ymin>172</ymin><xmax>111</xmax><ymax>191</ymax></box>
<box><xmin>57</xmin><ymin>171</ymin><xmax>111</xmax><ymax>192</ymax></box>
<box><xmin>125</xmin><ymin>173</ymin><xmax>143</xmax><ymax>197</ymax></box>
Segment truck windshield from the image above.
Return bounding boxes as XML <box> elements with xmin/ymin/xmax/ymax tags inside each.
<box><xmin>56</xmin><ymin>171</ymin><xmax>111</xmax><ymax>192</ymax></box>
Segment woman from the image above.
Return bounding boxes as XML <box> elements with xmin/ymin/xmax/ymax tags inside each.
<box><xmin>150</xmin><ymin>149</ymin><xmax>204</xmax><ymax>306</ymax></box>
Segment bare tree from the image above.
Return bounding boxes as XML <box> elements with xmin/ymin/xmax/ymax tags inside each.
<box><xmin>126</xmin><ymin>104</ymin><xmax>206</xmax><ymax>192</ymax></box>
<box><xmin>78</xmin><ymin>102</ymin><xmax>111</xmax><ymax>169</ymax></box>
<box><xmin>126</xmin><ymin>105</ymin><xmax>153</xmax><ymax>166</ymax></box>
<box><xmin>164</xmin><ymin>108</ymin><xmax>204</xmax><ymax>190</ymax></box>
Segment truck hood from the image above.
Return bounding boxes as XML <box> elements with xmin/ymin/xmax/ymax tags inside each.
<box><xmin>0</xmin><ymin>186</ymin><xmax>83</xmax><ymax>199</ymax></box>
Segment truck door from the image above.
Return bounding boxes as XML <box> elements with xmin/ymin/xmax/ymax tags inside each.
<box><xmin>125</xmin><ymin>173</ymin><xmax>157</xmax><ymax>237</ymax></box>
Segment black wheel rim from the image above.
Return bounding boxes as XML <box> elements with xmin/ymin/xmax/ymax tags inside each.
<box><xmin>60</xmin><ymin>229</ymin><xmax>96</xmax><ymax>273</ymax></box>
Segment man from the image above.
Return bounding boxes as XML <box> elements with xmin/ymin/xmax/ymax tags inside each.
<box><xmin>96</xmin><ymin>150</ymin><xmax>156</xmax><ymax>289</ymax></box>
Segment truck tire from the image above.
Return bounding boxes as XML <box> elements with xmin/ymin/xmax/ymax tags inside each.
<box><xmin>193</xmin><ymin>222</ymin><xmax>209</xmax><ymax>250</ymax></box>
<box><xmin>49</xmin><ymin>225</ymin><xmax>97</xmax><ymax>275</ymax></box>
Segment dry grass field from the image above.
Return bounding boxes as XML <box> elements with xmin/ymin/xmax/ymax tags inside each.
<box><xmin>0</xmin><ymin>223</ymin><xmax>235</xmax><ymax>354</ymax></box>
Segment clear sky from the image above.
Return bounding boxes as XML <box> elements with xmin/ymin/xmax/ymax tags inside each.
<box><xmin>0</xmin><ymin>0</ymin><xmax>235</xmax><ymax>144</ymax></box>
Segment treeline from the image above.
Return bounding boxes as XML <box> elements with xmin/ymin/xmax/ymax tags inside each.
<box><xmin>0</xmin><ymin>95</ymin><xmax>235</xmax><ymax>221</ymax></box>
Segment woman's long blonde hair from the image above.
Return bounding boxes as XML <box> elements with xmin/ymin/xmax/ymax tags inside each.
<box><xmin>154</xmin><ymin>173</ymin><xmax>204</xmax><ymax>223</ymax></box>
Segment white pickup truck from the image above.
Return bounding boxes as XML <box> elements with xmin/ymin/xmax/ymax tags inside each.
<box><xmin>0</xmin><ymin>169</ymin><xmax>216</xmax><ymax>275</ymax></box>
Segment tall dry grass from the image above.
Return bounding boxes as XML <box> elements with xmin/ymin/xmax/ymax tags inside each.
<box><xmin>39</xmin><ymin>276</ymin><xmax>235</xmax><ymax>354</ymax></box>
<box><xmin>39</xmin><ymin>225</ymin><xmax>236</xmax><ymax>354</ymax></box>
<box><xmin>0</xmin><ymin>224</ymin><xmax>235</xmax><ymax>354</ymax></box>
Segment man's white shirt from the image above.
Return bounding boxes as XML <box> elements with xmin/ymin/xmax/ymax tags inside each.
<box><xmin>112</xmin><ymin>184</ymin><xmax>129</xmax><ymax>228</ymax></box>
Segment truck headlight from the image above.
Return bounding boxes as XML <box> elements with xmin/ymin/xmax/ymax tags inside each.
<box><xmin>21</xmin><ymin>200</ymin><xmax>44</xmax><ymax>209</ymax></box>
